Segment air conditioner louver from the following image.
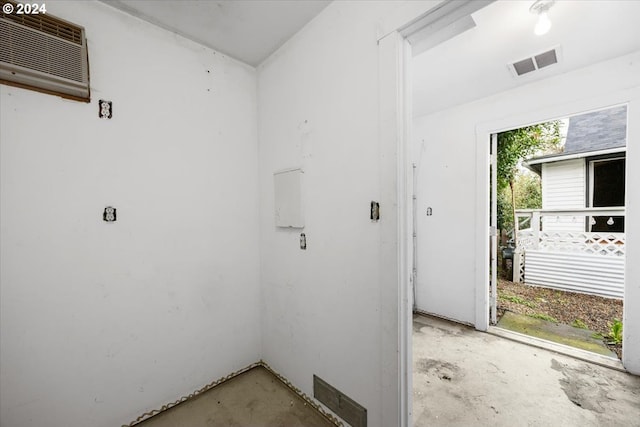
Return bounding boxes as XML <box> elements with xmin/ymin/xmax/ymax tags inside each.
<box><xmin>0</xmin><ymin>0</ymin><xmax>90</xmax><ymax>101</ymax></box>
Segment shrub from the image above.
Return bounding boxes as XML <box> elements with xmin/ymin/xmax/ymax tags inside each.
<box><xmin>607</xmin><ymin>319</ymin><xmax>623</xmax><ymax>345</ymax></box>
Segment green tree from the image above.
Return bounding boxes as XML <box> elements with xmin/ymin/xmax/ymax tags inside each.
<box><xmin>497</xmin><ymin>121</ymin><xmax>561</xmax><ymax>243</ymax></box>
<box><xmin>498</xmin><ymin>171</ymin><xmax>542</xmax><ymax>232</ymax></box>
<box><xmin>515</xmin><ymin>172</ymin><xmax>542</xmax><ymax>209</ymax></box>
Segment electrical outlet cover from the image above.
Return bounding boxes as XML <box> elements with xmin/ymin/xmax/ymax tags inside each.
<box><xmin>103</xmin><ymin>206</ymin><xmax>116</xmax><ymax>222</ymax></box>
<box><xmin>99</xmin><ymin>100</ymin><xmax>113</xmax><ymax>119</ymax></box>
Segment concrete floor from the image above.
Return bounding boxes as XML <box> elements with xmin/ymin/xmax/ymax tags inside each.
<box><xmin>131</xmin><ymin>316</ymin><xmax>639</xmax><ymax>426</ymax></box>
<box><xmin>136</xmin><ymin>366</ymin><xmax>337</xmax><ymax>427</ymax></box>
<box><xmin>413</xmin><ymin>314</ymin><xmax>640</xmax><ymax>426</ymax></box>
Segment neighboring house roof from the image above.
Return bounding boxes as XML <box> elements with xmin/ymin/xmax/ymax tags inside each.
<box><xmin>524</xmin><ymin>105</ymin><xmax>627</xmax><ymax>174</ymax></box>
<box><xmin>564</xmin><ymin>105</ymin><xmax>627</xmax><ymax>154</ymax></box>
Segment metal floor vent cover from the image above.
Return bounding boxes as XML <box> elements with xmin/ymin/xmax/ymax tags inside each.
<box><xmin>313</xmin><ymin>375</ymin><xmax>367</xmax><ymax>427</ymax></box>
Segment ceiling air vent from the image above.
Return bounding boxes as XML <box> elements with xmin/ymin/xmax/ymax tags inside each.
<box><xmin>510</xmin><ymin>47</ymin><xmax>559</xmax><ymax>77</ymax></box>
<box><xmin>0</xmin><ymin>0</ymin><xmax>90</xmax><ymax>101</ymax></box>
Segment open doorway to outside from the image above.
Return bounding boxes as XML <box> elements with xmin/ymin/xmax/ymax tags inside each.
<box><xmin>404</xmin><ymin>2</ymin><xmax>640</xmax><ymax>422</ymax></box>
<box><xmin>490</xmin><ymin>105</ymin><xmax>627</xmax><ymax>360</ymax></box>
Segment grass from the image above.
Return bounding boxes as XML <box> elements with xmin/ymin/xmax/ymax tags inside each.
<box><xmin>528</xmin><ymin>313</ymin><xmax>559</xmax><ymax>323</ymax></box>
<box><xmin>499</xmin><ymin>294</ymin><xmax>535</xmax><ymax>308</ymax></box>
<box><xmin>572</xmin><ymin>319</ymin><xmax>588</xmax><ymax>329</ymax></box>
<box><xmin>498</xmin><ymin>312</ymin><xmax>614</xmax><ymax>356</ymax></box>
<box><xmin>496</xmin><ymin>277</ymin><xmax>624</xmax><ymax>359</ymax></box>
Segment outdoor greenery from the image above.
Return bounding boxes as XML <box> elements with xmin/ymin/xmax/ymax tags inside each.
<box><xmin>528</xmin><ymin>313</ymin><xmax>559</xmax><ymax>323</ymax></box>
<box><xmin>496</xmin><ymin>121</ymin><xmax>562</xmax><ymax>237</ymax></box>
<box><xmin>499</xmin><ymin>294</ymin><xmax>535</xmax><ymax>308</ymax></box>
<box><xmin>608</xmin><ymin>318</ymin><xmax>623</xmax><ymax>344</ymax></box>
<box><xmin>497</xmin><ymin>172</ymin><xmax>543</xmax><ymax>233</ymax></box>
<box><xmin>499</xmin><ymin>279</ymin><xmax>624</xmax><ymax>360</ymax></box>
<box><xmin>572</xmin><ymin>319</ymin><xmax>588</xmax><ymax>329</ymax></box>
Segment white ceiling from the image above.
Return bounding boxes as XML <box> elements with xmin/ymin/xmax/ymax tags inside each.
<box><xmin>100</xmin><ymin>0</ymin><xmax>331</xmax><ymax>67</ymax></box>
<box><xmin>412</xmin><ymin>0</ymin><xmax>640</xmax><ymax>117</ymax></box>
<box><xmin>99</xmin><ymin>0</ymin><xmax>640</xmax><ymax>108</ymax></box>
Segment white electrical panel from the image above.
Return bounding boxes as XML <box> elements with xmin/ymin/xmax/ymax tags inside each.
<box><xmin>274</xmin><ymin>168</ymin><xmax>304</xmax><ymax>228</ymax></box>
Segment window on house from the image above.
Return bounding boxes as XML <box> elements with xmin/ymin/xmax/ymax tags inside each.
<box><xmin>589</xmin><ymin>157</ymin><xmax>625</xmax><ymax>232</ymax></box>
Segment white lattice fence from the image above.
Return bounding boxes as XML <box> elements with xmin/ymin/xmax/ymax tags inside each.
<box><xmin>513</xmin><ymin>250</ymin><xmax>525</xmax><ymax>283</ymax></box>
<box><xmin>517</xmin><ymin>230</ymin><xmax>625</xmax><ymax>256</ymax></box>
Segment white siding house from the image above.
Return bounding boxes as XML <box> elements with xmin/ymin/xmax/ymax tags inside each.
<box><xmin>541</xmin><ymin>159</ymin><xmax>586</xmax><ymax>232</ymax></box>
<box><xmin>518</xmin><ymin>106</ymin><xmax>627</xmax><ymax>298</ymax></box>
<box><xmin>526</xmin><ymin>105</ymin><xmax>627</xmax><ymax>234</ymax></box>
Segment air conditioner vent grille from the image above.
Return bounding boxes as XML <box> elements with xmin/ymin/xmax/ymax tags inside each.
<box><xmin>1</xmin><ymin>1</ymin><xmax>82</xmax><ymax>45</ymax></box>
<box><xmin>534</xmin><ymin>49</ymin><xmax>558</xmax><ymax>69</ymax></box>
<box><xmin>510</xmin><ymin>47</ymin><xmax>560</xmax><ymax>77</ymax></box>
<box><xmin>0</xmin><ymin>2</ymin><xmax>89</xmax><ymax>101</ymax></box>
<box><xmin>0</xmin><ymin>19</ymin><xmax>84</xmax><ymax>83</ymax></box>
<box><xmin>512</xmin><ymin>57</ymin><xmax>536</xmax><ymax>76</ymax></box>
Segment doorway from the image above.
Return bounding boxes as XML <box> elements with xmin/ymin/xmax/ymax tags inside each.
<box><xmin>388</xmin><ymin>1</ymin><xmax>640</xmax><ymax>424</ymax></box>
<box><xmin>488</xmin><ymin>106</ymin><xmax>627</xmax><ymax>361</ymax></box>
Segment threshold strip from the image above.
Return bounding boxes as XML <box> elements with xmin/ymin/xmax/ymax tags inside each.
<box><xmin>488</xmin><ymin>326</ymin><xmax>625</xmax><ymax>372</ymax></box>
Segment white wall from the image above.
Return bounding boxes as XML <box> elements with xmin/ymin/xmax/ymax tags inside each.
<box><xmin>0</xmin><ymin>2</ymin><xmax>260</xmax><ymax>426</ymax></box>
<box><xmin>413</xmin><ymin>51</ymin><xmax>640</xmax><ymax>373</ymax></box>
<box><xmin>256</xmin><ymin>2</ymin><xmax>425</xmax><ymax>425</ymax></box>
<box><xmin>541</xmin><ymin>159</ymin><xmax>586</xmax><ymax>232</ymax></box>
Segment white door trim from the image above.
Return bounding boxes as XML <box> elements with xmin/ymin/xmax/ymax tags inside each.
<box><xmin>490</xmin><ymin>132</ymin><xmax>498</xmax><ymax>325</ymax></box>
<box><xmin>474</xmin><ymin>88</ymin><xmax>640</xmax><ymax>353</ymax></box>
<box><xmin>377</xmin><ymin>30</ymin><xmax>414</xmax><ymax>427</ymax></box>
<box><xmin>378</xmin><ymin>3</ymin><xmax>500</xmax><ymax>425</ymax></box>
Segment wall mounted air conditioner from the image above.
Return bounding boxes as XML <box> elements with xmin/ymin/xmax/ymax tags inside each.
<box><xmin>0</xmin><ymin>1</ymin><xmax>90</xmax><ymax>102</ymax></box>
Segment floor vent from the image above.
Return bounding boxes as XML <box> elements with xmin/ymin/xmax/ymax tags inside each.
<box><xmin>0</xmin><ymin>0</ymin><xmax>90</xmax><ymax>101</ymax></box>
<box><xmin>313</xmin><ymin>375</ymin><xmax>367</xmax><ymax>427</ymax></box>
<box><xmin>510</xmin><ymin>47</ymin><xmax>559</xmax><ymax>77</ymax></box>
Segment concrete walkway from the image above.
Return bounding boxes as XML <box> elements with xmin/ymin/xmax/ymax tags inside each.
<box><xmin>413</xmin><ymin>314</ymin><xmax>640</xmax><ymax>427</ymax></box>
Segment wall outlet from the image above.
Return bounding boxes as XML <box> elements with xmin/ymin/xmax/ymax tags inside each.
<box><xmin>103</xmin><ymin>206</ymin><xmax>116</xmax><ymax>222</ymax></box>
<box><xmin>99</xmin><ymin>100</ymin><xmax>113</xmax><ymax>119</ymax></box>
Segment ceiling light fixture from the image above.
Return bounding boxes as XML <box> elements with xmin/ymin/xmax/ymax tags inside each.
<box><xmin>530</xmin><ymin>0</ymin><xmax>555</xmax><ymax>36</ymax></box>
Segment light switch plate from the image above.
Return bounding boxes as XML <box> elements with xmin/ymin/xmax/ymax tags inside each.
<box><xmin>370</xmin><ymin>201</ymin><xmax>380</xmax><ymax>221</ymax></box>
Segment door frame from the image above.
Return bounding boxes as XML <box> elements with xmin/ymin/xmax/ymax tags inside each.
<box><xmin>377</xmin><ymin>3</ymin><xmax>497</xmax><ymax>425</ymax></box>
<box><xmin>490</xmin><ymin>133</ymin><xmax>498</xmax><ymax>325</ymax></box>
<box><xmin>383</xmin><ymin>3</ymin><xmax>640</xmax><ymax>426</ymax></box>
<box><xmin>378</xmin><ymin>1</ymin><xmax>532</xmax><ymax>424</ymax></box>
<box><xmin>475</xmin><ymin>91</ymin><xmax>639</xmax><ymax>341</ymax></box>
